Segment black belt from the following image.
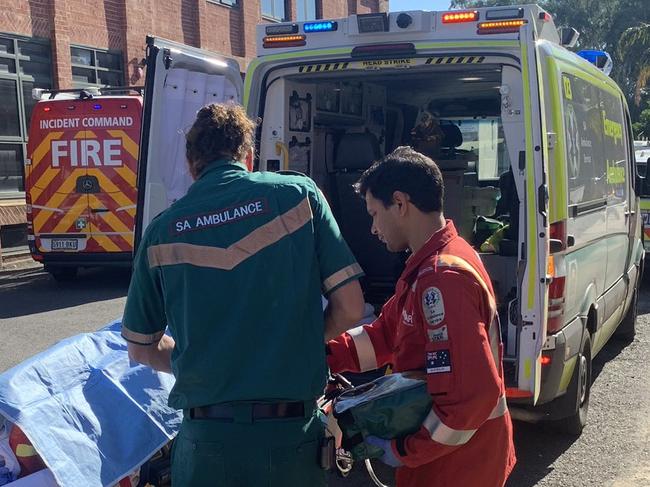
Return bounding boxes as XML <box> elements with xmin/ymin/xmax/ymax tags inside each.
<box><xmin>190</xmin><ymin>401</ymin><xmax>305</xmax><ymax>420</ymax></box>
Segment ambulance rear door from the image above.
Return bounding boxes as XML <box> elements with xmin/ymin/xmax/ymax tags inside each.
<box><xmin>511</xmin><ymin>21</ymin><xmax>552</xmax><ymax>403</ymax></box>
<box><xmin>135</xmin><ymin>36</ymin><xmax>243</xmax><ymax>248</ymax></box>
<box><xmin>84</xmin><ymin>96</ymin><xmax>141</xmax><ymax>255</ymax></box>
<box><xmin>26</xmin><ymin>98</ymin><xmax>92</xmax><ymax>255</ymax></box>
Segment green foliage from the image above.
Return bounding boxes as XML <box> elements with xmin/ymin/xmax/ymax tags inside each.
<box><xmin>633</xmin><ymin>103</ymin><xmax>650</xmax><ymax>138</ymax></box>
<box><xmin>448</xmin><ymin>0</ymin><xmax>650</xmax><ymax>123</ymax></box>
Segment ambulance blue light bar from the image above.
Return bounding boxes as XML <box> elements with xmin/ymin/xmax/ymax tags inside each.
<box><xmin>577</xmin><ymin>50</ymin><xmax>613</xmax><ymax>76</ymax></box>
<box><xmin>304</xmin><ymin>21</ymin><xmax>338</xmax><ymax>33</ymax></box>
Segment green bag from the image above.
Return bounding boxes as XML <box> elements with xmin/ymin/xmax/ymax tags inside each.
<box><xmin>333</xmin><ymin>373</ymin><xmax>433</xmax><ymax>460</ymax></box>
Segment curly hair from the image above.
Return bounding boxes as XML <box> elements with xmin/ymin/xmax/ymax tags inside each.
<box><xmin>185</xmin><ymin>103</ymin><xmax>257</xmax><ymax>178</ymax></box>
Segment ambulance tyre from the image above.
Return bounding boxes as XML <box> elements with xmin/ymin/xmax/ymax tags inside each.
<box><xmin>47</xmin><ymin>266</ymin><xmax>78</xmax><ymax>282</ymax></box>
<box><xmin>557</xmin><ymin>333</ymin><xmax>592</xmax><ymax>436</ymax></box>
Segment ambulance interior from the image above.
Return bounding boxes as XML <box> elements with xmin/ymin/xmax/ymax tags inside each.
<box><xmin>258</xmin><ymin>64</ymin><xmax>522</xmax><ymax>358</ymax></box>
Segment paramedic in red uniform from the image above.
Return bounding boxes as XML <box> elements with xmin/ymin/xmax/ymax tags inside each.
<box><xmin>327</xmin><ymin>146</ymin><xmax>516</xmax><ymax>487</ymax></box>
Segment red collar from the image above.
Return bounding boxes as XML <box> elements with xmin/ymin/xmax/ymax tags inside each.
<box><xmin>401</xmin><ymin>220</ymin><xmax>458</xmax><ymax>279</ymax></box>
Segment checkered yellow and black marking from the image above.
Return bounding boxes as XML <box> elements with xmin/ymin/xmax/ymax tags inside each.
<box><xmin>425</xmin><ymin>56</ymin><xmax>486</xmax><ymax>65</ymax></box>
<box><xmin>298</xmin><ymin>62</ymin><xmax>350</xmax><ymax>73</ymax></box>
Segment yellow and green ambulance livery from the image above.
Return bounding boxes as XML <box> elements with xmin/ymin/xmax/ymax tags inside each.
<box><xmin>136</xmin><ymin>4</ymin><xmax>643</xmax><ymax>435</ymax></box>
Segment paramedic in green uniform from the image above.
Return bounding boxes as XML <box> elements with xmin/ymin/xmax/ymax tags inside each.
<box><xmin>121</xmin><ymin>103</ymin><xmax>365</xmax><ymax>486</ymax></box>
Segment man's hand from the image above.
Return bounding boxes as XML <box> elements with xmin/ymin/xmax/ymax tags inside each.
<box><xmin>365</xmin><ymin>436</ymin><xmax>403</xmax><ymax>468</ymax></box>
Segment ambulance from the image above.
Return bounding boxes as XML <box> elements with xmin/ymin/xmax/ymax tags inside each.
<box><xmin>26</xmin><ymin>88</ymin><xmax>142</xmax><ymax>281</ymax></box>
<box><xmin>136</xmin><ymin>5</ymin><xmax>643</xmax><ymax>434</ymax></box>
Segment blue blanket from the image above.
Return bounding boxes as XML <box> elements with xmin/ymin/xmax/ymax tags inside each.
<box><xmin>0</xmin><ymin>320</ymin><xmax>181</xmax><ymax>487</ymax></box>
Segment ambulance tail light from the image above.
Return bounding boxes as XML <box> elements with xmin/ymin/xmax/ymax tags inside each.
<box><xmin>262</xmin><ymin>34</ymin><xmax>306</xmax><ymax>48</ymax></box>
<box><xmin>547</xmin><ymin>221</ymin><xmax>567</xmax><ymax>334</ymax></box>
<box><xmin>506</xmin><ymin>387</ymin><xmax>533</xmax><ymax>399</ymax></box>
<box><xmin>540</xmin><ymin>354</ymin><xmax>552</xmax><ymax>366</ymax></box>
<box><xmin>441</xmin><ymin>11</ymin><xmax>479</xmax><ymax>24</ymax></box>
<box><xmin>351</xmin><ymin>42</ymin><xmax>415</xmax><ymax>58</ymax></box>
<box><xmin>477</xmin><ymin>19</ymin><xmax>527</xmax><ymax>34</ymax></box>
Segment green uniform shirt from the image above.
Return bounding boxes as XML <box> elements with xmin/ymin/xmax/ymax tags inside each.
<box><xmin>122</xmin><ymin>161</ymin><xmax>363</xmax><ymax>410</ymax></box>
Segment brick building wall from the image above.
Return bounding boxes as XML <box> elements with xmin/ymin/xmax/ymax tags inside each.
<box><xmin>0</xmin><ymin>0</ymin><xmax>382</xmax><ymax>251</ymax></box>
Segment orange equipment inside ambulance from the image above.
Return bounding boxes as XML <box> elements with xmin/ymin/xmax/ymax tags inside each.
<box><xmin>25</xmin><ymin>88</ymin><xmax>142</xmax><ymax>281</ymax></box>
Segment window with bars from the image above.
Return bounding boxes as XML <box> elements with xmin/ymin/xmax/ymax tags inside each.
<box><xmin>261</xmin><ymin>0</ymin><xmax>285</xmax><ymax>21</ymax></box>
<box><xmin>70</xmin><ymin>46</ymin><xmax>124</xmax><ymax>89</ymax></box>
<box><xmin>0</xmin><ymin>35</ymin><xmax>52</xmax><ymax>196</ymax></box>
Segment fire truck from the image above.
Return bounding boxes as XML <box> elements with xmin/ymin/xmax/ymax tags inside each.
<box><xmin>26</xmin><ymin>87</ymin><xmax>142</xmax><ymax>281</ymax></box>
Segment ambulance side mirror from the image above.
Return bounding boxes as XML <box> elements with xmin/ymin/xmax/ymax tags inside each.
<box><xmin>559</xmin><ymin>27</ymin><xmax>580</xmax><ymax>48</ymax></box>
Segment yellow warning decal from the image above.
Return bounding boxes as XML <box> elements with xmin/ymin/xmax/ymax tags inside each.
<box><xmin>298</xmin><ymin>62</ymin><xmax>349</xmax><ymax>73</ymax></box>
<box><xmin>425</xmin><ymin>56</ymin><xmax>485</xmax><ymax>65</ymax></box>
<box><xmin>361</xmin><ymin>58</ymin><xmax>415</xmax><ymax>69</ymax></box>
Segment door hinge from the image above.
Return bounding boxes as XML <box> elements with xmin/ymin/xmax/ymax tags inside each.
<box><xmin>546</xmin><ymin>132</ymin><xmax>556</xmax><ymax>149</ymax></box>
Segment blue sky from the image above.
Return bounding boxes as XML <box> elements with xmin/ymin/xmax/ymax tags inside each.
<box><xmin>390</xmin><ymin>0</ymin><xmax>452</xmax><ymax>11</ymax></box>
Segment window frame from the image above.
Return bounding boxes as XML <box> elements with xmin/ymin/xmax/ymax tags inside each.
<box><xmin>261</xmin><ymin>0</ymin><xmax>286</xmax><ymax>22</ymax></box>
<box><xmin>206</xmin><ymin>0</ymin><xmax>238</xmax><ymax>7</ymax></box>
<box><xmin>0</xmin><ymin>33</ymin><xmax>52</xmax><ymax>198</ymax></box>
<box><xmin>69</xmin><ymin>44</ymin><xmax>124</xmax><ymax>89</ymax></box>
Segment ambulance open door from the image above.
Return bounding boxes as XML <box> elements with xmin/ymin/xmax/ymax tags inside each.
<box><xmin>507</xmin><ymin>24</ymin><xmax>551</xmax><ymax>404</ymax></box>
<box><xmin>135</xmin><ymin>36</ymin><xmax>243</xmax><ymax>249</ymax></box>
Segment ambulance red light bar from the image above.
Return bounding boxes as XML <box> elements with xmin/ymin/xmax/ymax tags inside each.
<box><xmin>263</xmin><ymin>34</ymin><xmax>306</xmax><ymax>48</ymax></box>
<box><xmin>441</xmin><ymin>11</ymin><xmax>479</xmax><ymax>24</ymax></box>
<box><xmin>477</xmin><ymin>19</ymin><xmax>527</xmax><ymax>34</ymax></box>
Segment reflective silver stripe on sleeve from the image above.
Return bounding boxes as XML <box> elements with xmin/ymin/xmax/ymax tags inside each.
<box><xmin>347</xmin><ymin>326</ymin><xmax>377</xmax><ymax>372</ymax></box>
<box><xmin>488</xmin><ymin>394</ymin><xmax>508</xmax><ymax>420</ymax></box>
<box><xmin>424</xmin><ymin>394</ymin><xmax>508</xmax><ymax>446</ymax></box>
<box><xmin>423</xmin><ymin>409</ymin><xmax>477</xmax><ymax>446</ymax></box>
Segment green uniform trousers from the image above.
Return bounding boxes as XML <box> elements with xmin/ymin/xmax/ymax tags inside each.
<box><xmin>171</xmin><ymin>406</ymin><xmax>327</xmax><ymax>486</ymax></box>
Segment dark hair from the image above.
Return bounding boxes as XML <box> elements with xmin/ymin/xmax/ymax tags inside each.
<box><xmin>185</xmin><ymin>103</ymin><xmax>257</xmax><ymax>177</ymax></box>
<box><xmin>354</xmin><ymin>146</ymin><xmax>444</xmax><ymax>212</ymax></box>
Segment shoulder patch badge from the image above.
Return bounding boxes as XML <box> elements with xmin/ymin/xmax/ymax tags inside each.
<box><xmin>422</xmin><ymin>286</ymin><xmax>445</xmax><ymax>326</ymax></box>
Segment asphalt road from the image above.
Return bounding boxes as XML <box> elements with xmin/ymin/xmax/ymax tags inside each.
<box><xmin>0</xmin><ymin>261</ymin><xmax>648</xmax><ymax>486</ymax></box>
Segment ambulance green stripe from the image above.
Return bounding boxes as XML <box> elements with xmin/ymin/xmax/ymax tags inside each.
<box><xmin>520</xmin><ymin>35</ymin><xmax>537</xmax><ymax>311</ymax></box>
<box><xmin>546</xmin><ymin>57</ymin><xmax>568</xmax><ymax>222</ymax></box>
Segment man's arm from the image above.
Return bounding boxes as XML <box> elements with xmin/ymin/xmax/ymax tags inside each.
<box><xmin>127</xmin><ymin>334</ymin><xmax>175</xmax><ymax>374</ymax></box>
<box><xmin>324</xmin><ymin>279</ymin><xmax>365</xmax><ymax>342</ymax></box>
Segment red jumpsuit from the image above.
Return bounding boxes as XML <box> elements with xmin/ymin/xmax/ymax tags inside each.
<box><xmin>328</xmin><ymin>221</ymin><xmax>516</xmax><ymax>487</ymax></box>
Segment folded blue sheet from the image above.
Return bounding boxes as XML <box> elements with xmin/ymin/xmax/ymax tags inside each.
<box><xmin>0</xmin><ymin>320</ymin><xmax>181</xmax><ymax>487</ymax></box>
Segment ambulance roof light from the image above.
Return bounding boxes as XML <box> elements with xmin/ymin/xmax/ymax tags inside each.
<box><xmin>265</xmin><ymin>24</ymin><xmax>298</xmax><ymax>36</ymax></box>
<box><xmin>485</xmin><ymin>8</ymin><xmax>523</xmax><ymax>20</ymax></box>
<box><xmin>477</xmin><ymin>19</ymin><xmax>527</xmax><ymax>34</ymax></box>
<box><xmin>304</xmin><ymin>21</ymin><xmax>338</xmax><ymax>33</ymax></box>
<box><xmin>263</xmin><ymin>34</ymin><xmax>306</xmax><ymax>48</ymax></box>
<box><xmin>577</xmin><ymin>50</ymin><xmax>613</xmax><ymax>76</ymax></box>
<box><xmin>357</xmin><ymin>12</ymin><xmax>389</xmax><ymax>33</ymax></box>
<box><xmin>441</xmin><ymin>11</ymin><xmax>479</xmax><ymax>24</ymax></box>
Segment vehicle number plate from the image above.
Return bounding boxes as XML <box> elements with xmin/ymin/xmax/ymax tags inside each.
<box><xmin>51</xmin><ymin>239</ymin><xmax>78</xmax><ymax>251</ymax></box>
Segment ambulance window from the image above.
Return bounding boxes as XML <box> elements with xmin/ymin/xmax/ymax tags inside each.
<box><xmin>599</xmin><ymin>90</ymin><xmax>627</xmax><ymax>204</ymax></box>
<box><xmin>561</xmin><ymin>74</ymin><xmax>607</xmax><ymax>205</ymax></box>
<box><xmin>452</xmin><ymin>117</ymin><xmax>509</xmax><ymax>181</ymax></box>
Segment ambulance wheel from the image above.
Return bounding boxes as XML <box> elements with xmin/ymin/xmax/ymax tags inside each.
<box><xmin>48</xmin><ymin>266</ymin><xmax>78</xmax><ymax>282</ymax></box>
<box><xmin>557</xmin><ymin>333</ymin><xmax>592</xmax><ymax>436</ymax></box>
<box><xmin>615</xmin><ymin>280</ymin><xmax>638</xmax><ymax>342</ymax></box>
